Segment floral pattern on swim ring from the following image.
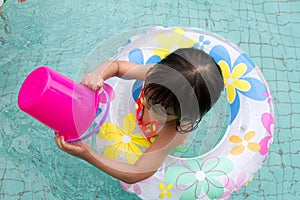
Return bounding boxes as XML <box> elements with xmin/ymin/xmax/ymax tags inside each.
<box><xmin>210</xmin><ymin>45</ymin><xmax>268</xmax><ymax>124</ymax></box>
<box><xmin>229</xmin><ymin>131</ymin><xmax>261</xmax><ymax>155</ymax></box>
<box><xmin>263</xmin><ymin>91</ymin><xmax>273</xmax><ymax>103</ymax></box>
<box><xmin>154</xmin><ymin>28</ymin><xmax>197</xmax><ymax>59</ymax></box>
<box><xmin>118</xmin><ymin>38</ymin><xmax>132</xmax><ymax>52</ymax></box>
<box><xmin>120</xmin><ymin>176</ymin><xmax>154</xmax><ymax>195</ymax></box>
<box><xmin>221</xmin><ymin>172</ymin><xmax>249</xmax><ymax>199</ymax></box>
<box><xmin>97</xmin><ymin>113</ymin><xmax>150</xmax><ymax>164</ymax></box>
<box><xmin>128</xmin><ymin>48</ymin><xmax>161</xmax><ymax>101</ymax></box>
<box><xmin>259</xmin><ymin>113</ymin><xmax>274</xmax><ymax>155</ymax></box>
<box><xmin>193</xmin><ymin>35</ymin><xmax>211</xmax><ymax>51</ymax></box>
<box><xmin>165</xmin><ymin>157</ymin><xmax>233</xmax><ymax>199</ymax></box>
<box><xmin>159</xmin><ymin>182</ymin><xmax>173</xmax><ymax>199</ymax></box>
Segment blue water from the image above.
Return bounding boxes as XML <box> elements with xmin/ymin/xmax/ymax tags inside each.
<box><xmin>0</xmin><ymin>0</ymin><xmax>299</xmax><ymax>199</ymax></box>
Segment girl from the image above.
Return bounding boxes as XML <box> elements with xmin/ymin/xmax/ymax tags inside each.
<box><xmin>55</xmin><ymin>48</ymin><xmax>224</xmax><ymax>184</ymax></box>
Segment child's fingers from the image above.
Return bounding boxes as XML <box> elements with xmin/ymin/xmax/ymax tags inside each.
<box><xmin>82</xmin><ymin>74</ymin><xmax>104</xmax><ymax>91</ymax></box>
<box><xmin>82</xmin><ymin>74</ymin><xmax>95</xmax><ymax>88</ymax></box>
<box><xmin>54</xmin><ymin>135</ymin><xmax>64</xmax><ymax>149</ymax></box>
<box><xmin>81</xmin><ymin>73</ymin><xmax>91</xmax><ymax>85</ymax></box>
<box><xmin>59</xmin><ymin>137</ymin><xmax>72</xmax><ymax>149</ymax></box>
<box><xmin>91</xmin><ymin>80</ymin><xmax>103</xmax><ymax>91</ymax></box>
<box><xmin>55</xmin><ymin>136</ymin><xmax>72</xmax><ymax>151</ymax></box>
<box><xmin>95</xmin><ymin>79</ymin><xmax>104</xmax><ymax>90</ymax></box>
<box><xmin>61</xmin><ymin>139</ymin><xmax>83</xmax><ymax>153</ymax></box>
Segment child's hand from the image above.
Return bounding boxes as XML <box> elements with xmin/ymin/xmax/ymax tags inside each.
<box><xmin>55</xmin><ymin>135</ymin><xmax>93</xmax><ymax>161</ymax></box>
<box><xmin>82</xmin><ymin>73</ymin><xmax>104</xmax><ymax>91</ymax></box>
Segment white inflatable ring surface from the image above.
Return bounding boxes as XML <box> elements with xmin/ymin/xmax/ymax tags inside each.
<box><xmin>88</xmin><ymin>27</ymin><xmax>274</xmax><ymax>200</ymax></box>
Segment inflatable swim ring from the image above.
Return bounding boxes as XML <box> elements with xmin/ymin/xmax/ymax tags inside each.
<box><xmin>84</xmin><ymin>27</ymin><xmax>274</xmax><ymax>200</ymax></box>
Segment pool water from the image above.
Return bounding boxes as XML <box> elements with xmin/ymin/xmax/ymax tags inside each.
<box><xmin>0</xmin><ymin>0</ymin><xmax>299</xmax><ymax>199</ymax></box>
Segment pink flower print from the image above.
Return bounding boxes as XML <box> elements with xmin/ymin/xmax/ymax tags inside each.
<box><xmin>120</xmin><ymin>175</ymin><xmax>155</xmax><ymax>195</ymax></box>
<box><xmin>221</xmin><ymin>172</ymin><xmax>247</xmax><ymax>199</ymax></box>
<box><xmin>259</xmin><ymin>113</ymin><xmax>274</xmax><ymax>155</ymax></box>
<box><xmin>120</xmin><ymin>182</ymin><xmax>142</xmax><ymax>195</ymax></box>
<box><xmin>263</xmin><ymin>92</ymin><xmax>273</xmax><ymax>103</ymax></box>
<box><xmin>220</xmin><ymin>177</ymin><xmax>235</xmax><ymax>199</ymax></box>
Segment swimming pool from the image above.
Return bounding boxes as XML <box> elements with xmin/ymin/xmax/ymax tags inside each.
<box><xmin>0</xmin><ymin>0</ymin><xmax>299</xmax><ymax>199</ymax></box>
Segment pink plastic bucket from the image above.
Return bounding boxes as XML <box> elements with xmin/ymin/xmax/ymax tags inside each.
<box><xmin>18</xmin><ymin>66</ymin><xmax>100</xmax><ymax>141</ymax></box>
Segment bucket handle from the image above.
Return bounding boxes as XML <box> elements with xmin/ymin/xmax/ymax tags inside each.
<box><xmin>66</xmin><ymin>88</ymin><xmax>111</xmax><ymax>142</ymax></box>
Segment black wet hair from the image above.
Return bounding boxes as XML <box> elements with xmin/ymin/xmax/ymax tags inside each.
<box><xmin>144</xmin><ymin>48</ymin><xmax>223</xmax><ymax>133</ymax></box>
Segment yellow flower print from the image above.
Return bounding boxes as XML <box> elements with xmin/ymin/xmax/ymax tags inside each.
<box><xmin>229</xmin><ymin>131</ymin><xmax>261</xmax><ymax>155</ymax></box>
<box><xmin>154</xmin><ymin>28</ymin><xmax>197</xmax><ymax>59</ymax></box>
<box><xmin>219</xmin><ymin>61</ymin><xmax>251</xmax><ymax>104</ymax></box>
<box><xmin>159</xmin><ymin>183</ymin><xmax>173</xmax><ymax>199</ymax></box>
<box><xmin>97</xmin><ymin>113</ymin><xmax>150</xmax><ymax>164</ymax></box>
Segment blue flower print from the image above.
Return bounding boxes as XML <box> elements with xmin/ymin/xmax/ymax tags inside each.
<box><xmin>194</xmin><ymin>35</ymin><xmax>211</xmax><ymax>50</ymax></box>
<box><xmin>210</xmin><ymin>45</ymin><xmax>268</xmax><ymax>124</ymax></box>
<box><xmin>117</xmin><ymin>39</ymin><xmax>132</xmax><ymax>53</ymax></box>
<box><xmin>128</xmin><ymin>48</ymin><xmax>161</xmax><ymax>101</ymax></box>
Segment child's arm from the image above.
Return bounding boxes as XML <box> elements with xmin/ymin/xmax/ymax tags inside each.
<box><xmin>55</xmin><ymin>123</ymin><xmax>187</xmax><ymax>184</ymax></box>
<box><xmin>55</xmin><ymin>60</ymin><xmax>183</xmax><ymax>183</ymax></box>
<box><xmin>82</xmin><ymin>60</ymin><xmax>153</xmax><ymax>91</ymax></box>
